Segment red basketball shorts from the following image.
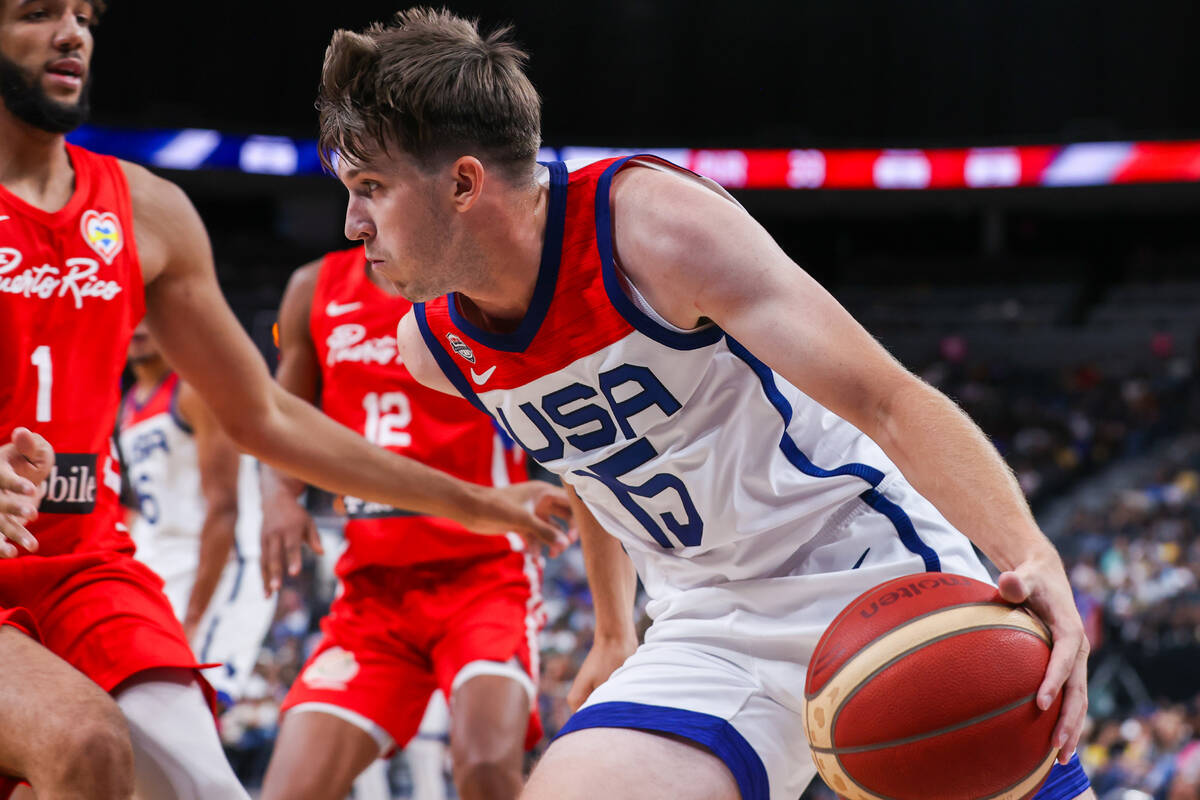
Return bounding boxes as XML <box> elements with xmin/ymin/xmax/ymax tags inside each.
<box><xmin>0</xmin><ymin>550</ymin><xmax>215</xmax><ymax>797</ymax></box>
<box><xmin>281</xmin><ymin>548</ymin><xmax>545</xmax><ymax>754</ymax></box>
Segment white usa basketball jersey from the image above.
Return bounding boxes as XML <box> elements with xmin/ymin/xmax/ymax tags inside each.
<box><xmin>415</xmin><ymin>157</ymin><xmax>973</xmax><ymax>617</ymax></box>
<box><xmin>117</xmin><ymin>372</ymin><xmax>262</xmax><ymax>599</ymax></box>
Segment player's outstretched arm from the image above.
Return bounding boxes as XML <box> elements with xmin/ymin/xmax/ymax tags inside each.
<box><xmin>609</xmin><ymin>165</ymin><xmax>1088</xmax><ymax>763</ymax></box>
<box><xmin>258</xmin><ymin>260</ymin><xmax>325</xmax><ymax>595</ymax></box>
<box><xmin>175</xmin><ymin>382</ymin><xmax>240</xmax><ymax>640</ymax></box>
<box><xmin>124</xmin><ymin>163</ymin><xmax>570</xmax><ymax>553</ymax></box>
<box><xmin>565</xmin><ymin>485</ymin><xmax>639</xmax><ymax>711</ymax></box>
<box><xmin>0</xmin><ymin>427</ymin><xmax>53</xmax><ymax>557</ymax></box>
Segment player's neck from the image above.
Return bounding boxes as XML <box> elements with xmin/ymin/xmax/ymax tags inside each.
<box><xmin>131</xmin><ymin>359</ymin><xmax>171</xmax><ymax>396</ymax></box>
<box><xmin>454</xmin><ymin>180</ymin><xmax>549</xmax><ymax>330</ymax></box>
<box><xmin>0</xmin><ymin>112</ymin><xmax>74</xmax><ymax>211</ymax></box>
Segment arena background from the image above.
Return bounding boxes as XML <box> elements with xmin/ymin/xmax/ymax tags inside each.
<box><xmin>91</xmin><ymin>2</ymin><xmax>1200</xmax><ymax>798</ymax></box>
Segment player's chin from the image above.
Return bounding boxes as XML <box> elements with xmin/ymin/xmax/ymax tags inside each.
<box><xmin>392</xmin><ymin>280</ymin><xmax>440</xmax><ymax>304</ymax></box>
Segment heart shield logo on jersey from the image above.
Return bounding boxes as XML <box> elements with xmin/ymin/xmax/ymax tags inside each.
<box><xmin>80</xmin><ymin>210</ymin><xmax>124</xmax><ymax>265</ymax></box>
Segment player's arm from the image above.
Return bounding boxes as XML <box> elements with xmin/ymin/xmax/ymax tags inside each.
<box><xmin>259</xmin><ymin>260</ymin><xmax>325</xmax><ymax>594</ymax></box>
<box><xmin>610</xmin><ymin>165</ymin><xmax>1088</xmax><ymax>762</ymax></box>
<box><xmin>565</xmin><ymin>484</ymin><xmax>639</xmax><ymax>711</ymax></box>
<box><xmin>124</xmin><ymin>162</ymin><xmax>569</xmax><ymax>553</ymax></box>
<box><xmin>175</xmin><ymin>382</ymin><xmax>239</xmax><ymax>640</ymax></box>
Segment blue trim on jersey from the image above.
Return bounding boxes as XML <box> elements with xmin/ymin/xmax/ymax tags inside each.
<box><xmin>594</xmin><ymin>157</ymin><xmax>726</xmax><ymax>351</ymax></box>
<box><xmin>558</xmin><ymin>701</ymin><xmax>769</xmax><ymax>800</ymax></box>
<box><xmin>1031</xmin><ymin>754</ymin><xmax>1090</xmax><ymax>800</ymax></box>
<box><xmin>492</xmin><ymin>418</ymin><xmax>517</xmax><ymax>451</ymax></box>
<box><xmin>168</xmin><ymin>378</ymin><xmax>194</xmax><ymax>435</ymax></box>
<box><xmin>198</xmin><ymin>614</ymin><xmax>219</xmax><ymax>663</ymax></box>
<box><xmin>226</xmin><ymin>552</ymin><xmax>245</xmax><ymax>604</ymax></box>
<box><xmin>412</xmin><ymin>303</ymin><xmax>491</xmax><ymax>416</ymax></box>
<box><xmin>446</xmin><ymin>161</ymin><xmax>569</xmax><ymax>353</ymax></box>
<box><xmin>725</xmin><ymin>335</ymin><xmax>941</xmax><ymax>573</ymax></box>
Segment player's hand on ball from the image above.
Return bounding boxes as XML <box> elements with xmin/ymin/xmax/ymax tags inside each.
<box><xmin>567</xmin><ymin>632</ymin><xmax>638</xmax><ymax>711</ymax></box>
<box><xmin>0</xmin><ymin>427</ymin><xmax>53</xmax><ymax>557</ymax></box>
<box><xmin>997</xmin><ymin>547</ymin><xmax>1089</xmax><ymax>765</ymax></box>
<box><xmin>474</xmin><ymin>481</ymin><xmax>574</xmax><ymax>557</ymax></box>
<box><xmin>259</xmin><ymin>489</ymin><xmax>324</xmax><ymax>596</ymax></box>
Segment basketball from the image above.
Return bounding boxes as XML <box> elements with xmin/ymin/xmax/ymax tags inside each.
<box><xmin>804</xmin><ymin>573</ymin><xmax>1061</xmax><ymax>800</ymax></box>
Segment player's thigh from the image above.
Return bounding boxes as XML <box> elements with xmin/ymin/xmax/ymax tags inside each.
<box><xmin>522</xmin><ymin>727</ymin><xmax>739</xmax><ymax>800</ymax></box>
<box><xmin>0</xmin><ymin>625</ymin><xmax>131</xmax><ymax>781</ymax></box>
<box><xmin>260</xmin><ymin>709</ymin><xmax>383</xmax><ymax>800</ymax></box>
<box><xmin>449</xmin><ymin>673</ymin><xmax>530</xmax><ymax>766</ymax></box>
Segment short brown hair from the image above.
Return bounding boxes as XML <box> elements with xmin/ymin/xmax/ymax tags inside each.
<box><xmin>317</xmin><ymin>7</ymin><xmax>541</xmax><ymax>179</ymax></box>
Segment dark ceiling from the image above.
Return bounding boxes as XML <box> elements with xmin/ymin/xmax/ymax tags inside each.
<box><xmin>88</xmin><ymin>0</ymin><xmax>1200</xmax><ymax>148</ymax></box>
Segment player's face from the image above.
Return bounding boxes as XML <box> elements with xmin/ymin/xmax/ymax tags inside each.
<box><xmin>126</xmin><ymin>321</ymin><xmax>159</xmax><ymax>365</ymax></box>
<box><xmin>339</xmin><ymin>149</ymin><xmax>476</xmax><ymax>303</ymax></box>
<box><xmin>0</xmin><ymin>0</ymin><xmax>94</xmax><ymax>133</ymax></box>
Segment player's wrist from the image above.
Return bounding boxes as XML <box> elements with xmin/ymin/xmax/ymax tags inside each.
<box><xmin>995</xmin><ymin>535</ymin><xmax>1061</xmax><ymax>574</ymax></box>
<box><xmin>593</xmin><ymin>625</ymin><xmax>638</xmax><ymax>649</ymax></box>
<box><xmin>453</xmin><ymin>482</ymin><xmax>497</xmax><ymax>531</ymax></box>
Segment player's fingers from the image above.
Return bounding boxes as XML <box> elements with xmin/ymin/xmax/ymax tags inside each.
<box><xmin>260</xmin><ymin>525</ymin><xmax>283</xmax><ymax>596</ymax></box>
<box><xmin>529</xmin><ymin>518</ymin><xmax>570</xmax><ymax>558</ymax></box>
<box><xmin>534</xmin><ymin>490</ymin><xmax>573</xmax><ymax>525</ymax></box>
<box><xmin>995</xmin><ymin>570</ymin><xmax>1031</xmax><ymax>604</ymax></box>
<box><xmin>1036</xmin><ymin>623</ymin><xmax>1080</xmax><ymax>711</ymax></box>
<box><xmin>284</xmin><ymin>523</ymin><xmax>305</xmax><ymax>577</ymax></box>
<box><xmin>12</xmin><ymin>428</ymin><xmax>54</xmax><ymax>481</ymax></box>
<box><xmin>0</xmin><ymin>514</ymin><xmax>37</xmax><ymax>554</ymax></box>
<box><xmin>0</xmin><ymin>458</ymin><xmax>38</xmax><ymax>498</ymax></box>
<box><xmin>1053</xmin><ymin>651</ymin><xmax>1090</xmax><ymax>762</ymax></box>
<box><xmin>305</xmin><ymin>519</ymin><xmax>324</xmax><ymax>556</ymax></box>
<box><xmin>0</xmin><ymin>491</ymin><xmax>38</xmax><ymax>521</ymax></box>
<box><xmin>0</xmin><ymin>536</ymin><xmax>17</xmax><ymax>558</ymax></box>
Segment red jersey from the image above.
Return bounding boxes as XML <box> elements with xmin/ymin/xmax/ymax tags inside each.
<box><xmin>0</xmin><ymin>144</ymin><xmax>144</xmax><ymax>556</ymax></box>
<box><xmin>309</xmin><ymin>247</ymin><xmax>528</xmax><ymax>573</ymax></box>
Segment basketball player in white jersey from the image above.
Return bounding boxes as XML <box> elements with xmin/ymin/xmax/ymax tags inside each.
<box><xmin>118</xmin><ymin>322</ymin><xmax>276</xmax><ymax>706</ymax></box>
<box><xmin>316</xmin><ymin>10</ymin><xmax>1094</xmax><ymax>800</ymax></box>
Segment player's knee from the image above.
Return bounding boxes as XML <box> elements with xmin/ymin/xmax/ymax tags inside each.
<box><xmin>261</xmin><ymin>759</ymin><xmax>345</xmax><ymax>800</ymax></box>
<box><xmin>451</xmin><ymin>744</ymin><xmax>522</xmax><ymax>798</ymax></box>
<box><xmin>260</xmin><ymin>773</ymin><xmax>318</xmax><ymax>800</ymax></box>
<box><xmin>44</xmin><ymin>710</ymin><xmax>135</xmax><ymax>798</ymax></box>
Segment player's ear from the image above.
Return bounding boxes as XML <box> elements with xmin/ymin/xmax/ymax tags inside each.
<box><xmin>450</xmin><ymin>156</ymin><xmax>485</xmax><ymax>213</ymax></box>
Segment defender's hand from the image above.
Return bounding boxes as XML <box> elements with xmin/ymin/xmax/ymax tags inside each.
<box><xmin>0</xmin><ymin>428</ymin><xmax>53</xmax><ymax>558</ymax></box>
<box><xmin>567</xmin><ymin>633</ymin><xmax>638</xmax><ymax>711</ymax></box>
<box><xmin>259</xmin><ymin>492</ymin><xmax>324</xmax><ymax>596</ymax></box>
<box><xmin>997</xmin><ymin>548</ymin><xmax>1089</xmax><ymax>765</ymax></box>
<box><xmin>468</xmin><ymin>481</ymin><xmax>574</xmax><ymax>557</ymax></box>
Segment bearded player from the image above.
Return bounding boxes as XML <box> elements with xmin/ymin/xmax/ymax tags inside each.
<box><xmin>319</xmin><ymin>9</ymin><xmax>1094</xmax><ymax>800</ymax></box>
<box><xmin>0</xmin><ymin>3</ymin><xmax>568</xmax><ymax>799</ymax></box>
<box><xmin>257</xmin><ymin>246</ymin><xmax>545</xmax><ymax>800</ymax></box>
<box><xmin>118</xmin><ymin>322</ymin><xmax>276</xmax><ymax>707</ymax></box>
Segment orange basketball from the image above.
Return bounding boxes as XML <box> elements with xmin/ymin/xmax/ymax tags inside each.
<box><xmin>803</xmin><ymin>572</ymin><xmax>1061</xmax><ymax>800</ymax></box>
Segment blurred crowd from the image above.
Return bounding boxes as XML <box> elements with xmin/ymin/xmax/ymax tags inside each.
<box><xmin>920</xmin><ymin>337</ymin><xmax>1198</xmax><ymax>508</ymax></box>
<box><xmin>216</xmin><ymin>351</ymin><xmax>1200</xmax><ymax>798</ymax></box>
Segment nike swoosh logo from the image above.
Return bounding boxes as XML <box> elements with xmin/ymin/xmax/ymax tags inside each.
<box><xmin>326</xmin><ymin>300</ymin><xmax>363</xmax><ymax>317</ymax></box>
<box><xmin>852</xmin><ymin>548</ymin><xmax>871</xmax><ymax>569</ymax></box>
<box><xmin>0</xmin><ymin>216</ymin><xmax>9</xmax><ymax>222</ymax></box>
<box><xmin>470</xmin><ymin>365</ymin><xmax>497</xmax><ymax>385</ymax></box>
